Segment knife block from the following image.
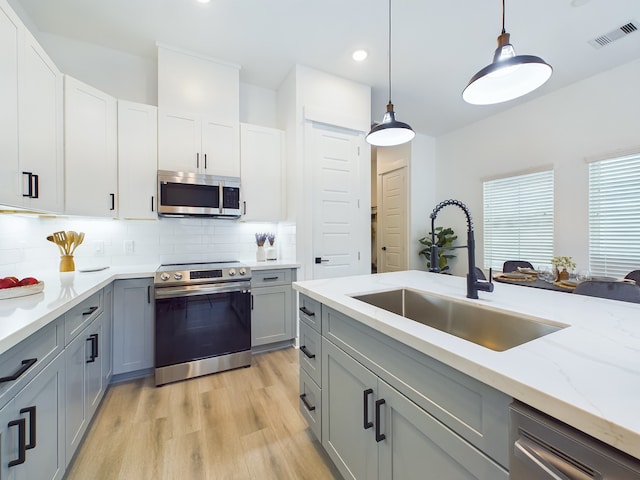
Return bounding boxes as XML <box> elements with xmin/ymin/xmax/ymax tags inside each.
<box><xmin>60</xmin><ymin>255</ymin><xmax>75</xmax><ymax>272</ymax></box>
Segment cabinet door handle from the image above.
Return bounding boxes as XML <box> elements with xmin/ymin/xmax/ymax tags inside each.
<box><xmin>204</xmin><ymin>153</ymin><xmax>207</xmax><ymax>169</ymax></box>
<box><xmin>20</xmin><ymin>406</ymin><xmax>37</xmax><ymax>450</ymax></box>
<box><xmin>375</xmin><ymin>398</ymin><xmax>386</xmax><ymax>442</ymax></box>
<box><xmin>262</xmin><ymin>277</ymin><xmax>279</xmax><ymax>281</ymax></box>
<box><xmin>32</xmin><ymin>174</ymin><xmax>39</xmax><ymax>198</ymax></box>
<box><xmin>196</xmin><ymin>152</ymin><xmax>199</xmax><ymax>168</ymax></box>
<box><xmin>151</xmin><ymin>196</ymin><xmax>155</xmax><ymax>212</ymax></box>
<box><xmin>91</xmin><ymin>333</ymin><xmax>99</xmax><ymax>359</ymax></box>
<box><xmin>299</xmin><ymin>393</ymin><xmax>316</xmax><ymax>412</ymax></box>
<box><xmin>243</xmin><ymin>201</ymin><xmax>247</xmax><ymax>215</ymax></box>
<box><xmin>22</xmin><ymin>172</ymin><xmax>33</xmax><ymax>198</ymax></box>
<box><xmin>251</xmin><ymin>294</ymin><xmax>254</xmax><ymax>310</ymax></box>
<box><xmin>300</xmin><ymin>345</ymin><xmax>315</xmax><ymax>359</ymax></box>
<box><xmin>86</xmin><ymin>336</ymin><xmax>96</xmax><ymax>363</ymax></box>
<box><xmin>83</xmin><ymin>306</ymin><xmax>99</xmax><ymax>316</ymax></box>
<box><xmin>110</xmin><ymin>193</ymin><xmax>115</xmax><ymax>211</ymax></box>
<box><xmin>299</xmin><ymin>306</ymin><xmax>315</xmax><ymax>317</ymax></box>
<box><xmin>147</xmin><ymin>285</ymin><xmax>151</xmax><ymax>304</ymax></box>
<box><xmin>0</xmin><ymin>358</ymin><xmax>37</xmax><ymax>384</ymax></box>
<box><xmin>363</xmin><ymin>388</ymin><xmax>374</xmax><ymax>430</ymax></box>
<box><xmin>8</xmin><ymin>418</ymin><xmax>26</xmax><ymax>467</ymax></box>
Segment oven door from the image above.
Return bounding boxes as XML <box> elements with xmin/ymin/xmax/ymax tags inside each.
<box><xmin>154</xmin><ymin>281</ymin><xmax>251</xmax><ymax>369</ymax></box>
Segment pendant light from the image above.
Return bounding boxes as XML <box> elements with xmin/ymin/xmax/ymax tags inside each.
<box><xmin>462</xmin><ymin>0</ymin><xmax>552</xmax><ymax>105</ymax></box>
<box><xmin>366</xmin><ymin>0</ymin><xmax>415</xmax><ymax>147</ymax></box>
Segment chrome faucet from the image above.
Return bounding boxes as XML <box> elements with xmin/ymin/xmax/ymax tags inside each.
<box><xmin>429</xmin><ymin>199</ymin><xmax>494</xmax><ymax>299</ymax></box>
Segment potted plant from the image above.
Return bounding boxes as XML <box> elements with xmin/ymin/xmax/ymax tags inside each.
<box><xmin>551</xmin><ymin>256</ymin><xmax>576</xmax><ymax>281</ymax></box>
<box><xmin>255</xmin><ymin>232</ymin><xmax>268</xmax><ymax>261</ymax></box>
<box><xmin>418</xmin><ymin>227</ymin><xmax>457</xmax><ymax>273</ymax></box>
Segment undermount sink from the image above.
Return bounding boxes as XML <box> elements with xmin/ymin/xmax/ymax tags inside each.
<box><xmin>352</xmin><ymin>289</ymin><xmax>567</xmax><ymax>351</ymax></box>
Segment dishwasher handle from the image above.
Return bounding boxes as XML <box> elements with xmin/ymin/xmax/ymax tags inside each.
<box><xmin>514</xmin><ymin>437</ymin><xmax>593</xmax><ymax>480</ymax></box>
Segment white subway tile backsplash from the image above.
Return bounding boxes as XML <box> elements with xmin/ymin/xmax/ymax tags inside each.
<box><xmin>0</xmin><ymin>215</ymin><xmax>295</xmax><ymax>277</ymax></box>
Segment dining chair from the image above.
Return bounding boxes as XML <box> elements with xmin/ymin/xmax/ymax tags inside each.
<box><xmin>573</xmin><ymin>280</ymin><xmax>640</xmax><ymax>303</ymax></box>
<box><xmin>502</xmin><ymin>260</ymin><xmax>534</xmax><ymax>273</ymax></box>
<box><xmin>624</xmin><ymin>270</ymin><xmax>640</xmax><ymax>285</ymax></box>
<box><xmin>475</xmin><ymin>267</ymin><xmax>487</xmax><ymax>281</ymax></box>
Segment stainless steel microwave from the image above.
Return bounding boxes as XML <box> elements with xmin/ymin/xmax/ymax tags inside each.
<box><xmin>157</xmin><ymin>170</ymin><xmax>241</xmax><ymax>218</ymax></box>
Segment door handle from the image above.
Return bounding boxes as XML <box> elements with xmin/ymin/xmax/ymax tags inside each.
<box><xmin>110</xmin><ymin>193</ymin><xmax>115</xmax><ymax>211</ymax></box>
<box><xmin>315</xmin><ymin>257</ymin><xmax>329</xmax><ymax>264</ymax></box>
<box><xmin>22</xmin><ymin>172</ymin><xmax>33</xmax><ymax>198</ymax></box>
<box><xmin>20</xmin><ymin>406</ymin><xmax>37</xmax><ymax>450</ymax></box>
<box><xmin>375</xmin><ymin>398</ymin><xmax>386</xmax><ymax>442</ymax></box>
<box><xmin>8</xmin><ymin>418</ymin><xmax>26</xmax><ymax>467</ymax></box>
<box><xmin>299</xmin><ymin>393</ymin><xmax>316</xmax><ymax>412</ymax></box>
<box><xmin>381</xmin><ymin>246</ymin><xmax>387</xmax><ymax>251</ymax></box>
<box><xmin>300</xmin><ymin>345</ymin><xmax>315</xmax><ymax>359</ymax></box>
<box><xmin>0</xmin><ymin>358</ymin><xmax>37</xmax><ymax>384</ymax></box>
<box><xmin>363</xmin><ymin>388</ymin><xmax>374</xmax><ymax>430</ymax></box>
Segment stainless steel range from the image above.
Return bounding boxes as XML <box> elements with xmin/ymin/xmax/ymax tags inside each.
<box><xmin>154</xmin><ymin>261</ymin><xmax>251</xmax><ymax>386</ymax></box>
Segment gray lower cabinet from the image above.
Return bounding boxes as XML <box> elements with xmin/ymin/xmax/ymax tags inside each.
<box><xmin>0</xmin><ymin>352</ymin><xmax>65</xmax><ymax>480</ymax></box>
<box><xmin>64</xmin><ymin>311</ymin><xmax>106</xmax><ymax>465</ymax></box>
<box><xmin>113</xmin><ymin>278</ymin><xmax>154</xmax><ymax>374</ymax></box>
<box><xmin>299</xmin><ymin>295</ymin><xmax>511</xmax><ymax>480</ymax></box>
<box><xmin>251</xmin><ymin>269</ymin><xmax>296</xmax><ymax>347</ymax></box>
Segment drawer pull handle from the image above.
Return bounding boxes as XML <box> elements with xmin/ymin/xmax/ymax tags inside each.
<box><xmin>0</xmin><ymin>358</ymin><xmax>37</xmax><ymax>384</ymax></box>
<box><xmin>363</xmin><ymin>388</ymin><xmax>373</xmax><ymax>430</ymax></box>
<box><xmin>20</xmin><ymin>406</ymin><xmax>36</xmax><ymax>450</ymax></box>
<box><xmin>300</xmin><ymin>345</ymin><xmax>316</xmax><ymax>359</ymax></box>
<box><xmin>299</xmin><ymin>306</ymin><xmax>315</xmax><ymax>317</ymax></box>
<box><xmin>8</xmin><ymin>418</ymin><xmax>26</xmax><ymax>467</ymax></box>
<box><xmin>300</xmin><ymin>393</ymin><xmax>316</xmax><ymax>412</ymax></box>
<box><xmin>375</xmin><ymin>398</ymin><xmax>386</xmax><ymax>442</ymax></box>
<box><xmin>83</xmin><ymin>306</ymin><xmax>99</xmax><ymax>316</ymax></box>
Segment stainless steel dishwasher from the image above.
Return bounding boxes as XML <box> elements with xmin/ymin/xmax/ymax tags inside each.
<box><xmin>510</xmin><ymin>401</ymin><xmax>640</xmax><ymax>479</ymax></box>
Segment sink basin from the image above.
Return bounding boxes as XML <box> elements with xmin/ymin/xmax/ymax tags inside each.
<box><xmin>352</xmin><ymin>289</ymin><xmax>566</xmax><ymax>351</ymax></box>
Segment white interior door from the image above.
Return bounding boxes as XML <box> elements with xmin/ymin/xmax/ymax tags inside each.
<box><xmin>310</xmin><ymin>124</ymin><xmax>363</xmax><ymax>279</ymax></box>
<box><xmin>379</xmin><ymin>167</ymin><xmax>407</xmax><ymax>272</ymax></box>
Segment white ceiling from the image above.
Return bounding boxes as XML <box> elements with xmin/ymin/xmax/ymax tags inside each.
<box><xmin>12</xmin><ymin>0</ymin><xmax>640</xmax><ymax>136</ymax></box>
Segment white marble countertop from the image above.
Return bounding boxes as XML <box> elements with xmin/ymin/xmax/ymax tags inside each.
<box><xmin>293</xmin><ymin>270</ymin><xmax>640</xmax><ymax>458</ymax></box>
<box><xmin>0</xmin><ymin>265</ymin><xmax>157</xmax><ymax>356</ymax></box>
<box><xmin>0</xmin><ymin>260</ymin><xmax>300</xmax><ymax>356</ymax></box>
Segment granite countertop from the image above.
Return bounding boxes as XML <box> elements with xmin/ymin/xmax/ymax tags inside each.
<box><xmin>292</xmin><ymin>270</ymin><xmax>640</xmax><ymax>459</ymax></box>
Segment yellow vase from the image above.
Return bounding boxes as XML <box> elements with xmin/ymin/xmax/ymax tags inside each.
<box><xmin>60</xmin><ymin>255</ymin><xmax>75</xmax><ymax>272</ymax></box>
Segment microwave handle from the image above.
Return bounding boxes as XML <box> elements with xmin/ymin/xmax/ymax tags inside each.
<box><xmin>218</xmin><ymin>180</ymin><xmax>223</xmax><ymax>214</ymax></box>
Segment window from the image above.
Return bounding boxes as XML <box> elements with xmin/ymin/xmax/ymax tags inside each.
<box><xmin>483</xmin><ymin>170</ymin><xmax>554</xmax><ymax>270</ymax></box>
<box><xmin>589</xmin><ymin>153</ymin><xmax>640</xmax><ymax>277</ymax></box>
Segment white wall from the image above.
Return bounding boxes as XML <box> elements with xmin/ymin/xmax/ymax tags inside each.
<box><xmin>436</xmin><ymin>59</ymin><xmax>640</xmax><ymax>277</ymax></box>
<box><xmin>0</xmin><ymin>215</ymin><xmax>296</xmax><ymax>278</ymax></box>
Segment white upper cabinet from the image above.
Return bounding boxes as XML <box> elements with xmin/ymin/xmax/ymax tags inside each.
<box><xmin>157</xmin><ymin>45</ymin><xmax>240</xmax><ymax>176</ymax></box>
<box><xmin>117</xmin><ymin>100</ymin><xmax>158</xmax><ymax>219</ymax></box>
<box><xmin>0</xmin><ymin>0</ymin><xmax>63</xmax><ymax>212</ymax></box>
<box><xmin>64</xmin><ymin>75</ymin><xmax>118</xmax><ymax>217</ymax></box>
<box><xmin>0</xmin><ymin>0</ymin><xmax>20</xmax><ymax>207</ymax></box>
<box><xmin>240</xmin><ymin>123</ymin><xmax>285</xmax><ymax>221</ymax></box>
<box><xmin>19</xmin><ymin>29</ymin><xmax>64</xmax><ymax>212</ymax></box>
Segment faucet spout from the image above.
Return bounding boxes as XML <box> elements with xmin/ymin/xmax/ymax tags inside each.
<box><xmin>429</xmin><ymin>199</ymin><xmax>494</xmax><ymax>299</ymax></box>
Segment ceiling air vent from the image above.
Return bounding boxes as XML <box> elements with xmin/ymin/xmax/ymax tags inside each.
<box><xmin>589</xmin><ymin>20</ymin><xmax>638</xmax><ymax>49</ymax></box>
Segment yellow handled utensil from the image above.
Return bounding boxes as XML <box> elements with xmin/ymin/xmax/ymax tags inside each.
<box><xmin>69</xmin><ymin>232</ymin><xmax>85</xmax><ymax>255</ymax></box>
<box><xmin>47</xmin><ymin>235</ymin><xmax>65</xmax><ymax>255</ymax></box>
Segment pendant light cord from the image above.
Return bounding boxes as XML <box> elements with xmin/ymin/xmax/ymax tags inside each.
<box><xmin>501</xmin><ymin>0</ymin><xmax>506</xmax><ymax>35</ymax></box>
<box><xmin>388</xmin><ymin>0</ymin><xmax>392</xmax><ymax>103</ymax></box>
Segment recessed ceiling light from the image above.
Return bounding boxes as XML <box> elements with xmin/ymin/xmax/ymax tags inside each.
<box><xmin>196</xmin><ymin>0</ymin><xmax>211</xmax><ymax>3</ymax></box>
<box><xmin>352</xmin><ymin>50</ymin><xmax>368</xmax><ymax>62</ymax></box>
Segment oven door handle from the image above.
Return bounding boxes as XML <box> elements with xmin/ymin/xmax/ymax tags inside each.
<box><xmin>155</xmin><ymin>282</ymin><xmax>251</xmax><ymax>299</ymax></box>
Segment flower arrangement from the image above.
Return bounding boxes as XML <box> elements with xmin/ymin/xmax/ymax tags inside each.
<box><xmin>255</xmin><ymin>232</ymin><xmax>268</xmax><ymax>247</ymax></box>
<box><xmin>551</xmin><ymin>256</ymin><xmax>576</xmax><ymax>270</ymax></box>
<box><xmin>267</xmin><ymin>233</ymin><xmax>276</xmax><ymax>246</ymax></box>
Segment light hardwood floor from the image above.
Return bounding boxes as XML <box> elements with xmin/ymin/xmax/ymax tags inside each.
<box><xmin>65</xmin><ymin>347</ymin><xmax>341</xmax><ymax>480</ymax></box>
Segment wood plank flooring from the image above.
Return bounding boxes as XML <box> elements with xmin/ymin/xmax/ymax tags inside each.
<box><xmin>65</xmin><ymin>347</ymin><xmax>341</xmax><ymax>480</ymax></box>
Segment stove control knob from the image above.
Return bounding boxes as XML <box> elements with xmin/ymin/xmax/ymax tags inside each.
<box><xmin>239</xmin><ymin>268</ymin><xmax>246</xmax><ymax>276</ymax></box>
<box><xmin>228</xmin><ymin>268</ymin><xmax>236</xmax><ymax>276</ymax></box>
<box><xmin>160</xmin><ymin>273</ymin><xmax>170</xmax><ymax>281</ymax></box>
<box><xmin>174</xmin><ymin>273</ymin><xmax>183</xmax><ymax>280</ymax></box>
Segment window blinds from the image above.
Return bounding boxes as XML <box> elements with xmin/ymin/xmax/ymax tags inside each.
<box><xmin>483</xmin><ymin>170</ymin><xmax>554</xmax><ymax>271</ymax></box>
<box><xmin>589</xmin><ymin>153</ymin><xmax>640</xmax><ymax>277</ymax></box>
